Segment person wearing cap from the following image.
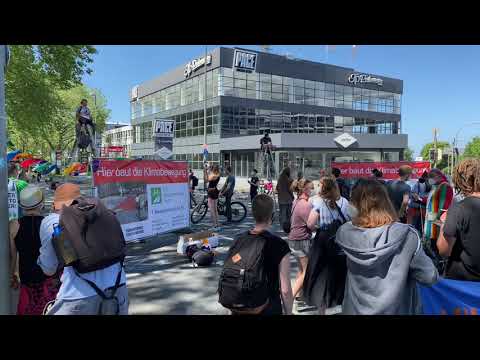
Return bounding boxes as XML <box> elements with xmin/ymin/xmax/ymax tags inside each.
<box><xmin>37</xmin><ymin>183</ymin><xmax>128</xmax><ymax>315</ymax></box>
<box><xmin>9</xmin><ymin>185</ymin><xmax>60</xmax><ymax>315</ymax></box>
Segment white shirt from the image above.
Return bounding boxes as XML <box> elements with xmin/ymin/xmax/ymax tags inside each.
<box><xmin>311</xmin><ymin>196</ymin><xmax>350</xmax><ymax>230</ymax></box>
<box><xmin>77</xmin><ymin>105</ymin><xmax>91</xmax><ymax>119</ymax></box>
<box><xmin>38</xmin><ymin>213</ymin><xmax>126</xmax><ymax>300</ymax></box>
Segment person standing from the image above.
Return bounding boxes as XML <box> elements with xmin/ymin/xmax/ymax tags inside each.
<box><xmin>437</xmin><ymin>159</ymin><xmax>480</xmax><ymax>281</ymax></box>
<box><xmin>9</xmin><ymin>185</ymin><xmax>60</xmax><ymax>315</ymax></box>
<box><xmin>414</xmin><ymin>169</ymin><xmax>454</xmax><ymax>258</ymax></box>
<box><xmin>332</xmin><ymin>167</ymin><xmax>350</xmax><ymax>201</ymax></box>
<box><xmin>306</xmin><ymin>175</ymin><xmax>350</xmax><ymax>314</ymax></box>
<box><xmin>38</xmin><ymin>183</ymin><xmax>128</xmax><ymax>315</ymax></box>
<box><xmin>248</xmin><ymin>169</ymin><xmax>260</xmax><ymax>202</ymax></box>
<box><xmin>408</xmin><ymin>171</ymin><xmax>431</xmax><ymax>234</ymax></box>
<box><xmin>387</xmin><ymin>165</ymin><xmax>413</xmax><ymax>223</ymax></box>
<box><xmin>335</xmin><ymin>179</ymin><xmax>438</xmax><ymax>315</ymax></box>
<box><xmin>220</xmin><ymin>166</ymin><xmax>236</xmax><ymax>224</ymax></box>
<box><xmin>218</xmin><ymin>194</ymin><xmax>293</xmax><ymax>315</ymax></box>
<box><xmin>288</xmin><ymin>179</ymin><xmax>314</xmax><ymax>310</ymax></box>
<box><xmin>276</xmin><ymin>168</ymin><xmax>294</xmax><ymax>230</ymax></box>
<box><xmin>205</xmin><ymin>164</ymin><xmax>221</xmax><ymax>230</ymax></box>
<box><xmin>372</xmin><ymin>168</ymin><xmax>386</xmax><ymax>185</ymax></box>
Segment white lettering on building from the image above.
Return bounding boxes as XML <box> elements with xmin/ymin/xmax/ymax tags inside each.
<box><xmin>184</xmin><ymin>55</ymin><xmax>212</xmax><ymax>78</ymax></box>
<box><xmin>348</xmin><ymin>73</ymin><xmax>383</xmax><ymax>86</ymax></box>
<box><xmin>233</xmin><ymin>50</ymin><xmax>257</xmax><ymax>71</ymax></box>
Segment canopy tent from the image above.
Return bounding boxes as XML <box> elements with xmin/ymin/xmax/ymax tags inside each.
<box><xmin>20</xmin><ymin>158</ymin><xmax>43</xmax><ymax>169</ymax></box>
<box><xmin>7</xmin><ymin>150</ymin><xmax>21</xmax><ymax>162</ymax></box>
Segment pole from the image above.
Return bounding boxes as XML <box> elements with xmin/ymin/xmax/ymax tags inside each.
<box><xmin>0</xmin><ymin>45</ymin><xmax>11</xmax><ymax>314</ymax></box>
<box><xmin>433</xmin><ymin>128</ymin><xmax>438</xmax><ymax>168</ymax></box>
<box><xmin>203</xmin><ymin>45</ymin><xmax>208</xmax><ymax>191</ymax></box>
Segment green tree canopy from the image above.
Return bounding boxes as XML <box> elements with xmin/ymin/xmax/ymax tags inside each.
<box><xmin>463</xmin><ymin>137</ymin><xmax>480</xmax><ymax>158</ymax></box>
<box><xmin>404</xmin><ymin>147</ymin><xmax>414</xmax><ymax>161</ymax></box>
<box><xmin>420</xmin><ymin>141</ymin><xmax>451</xmax><ymax>169</ymax></box>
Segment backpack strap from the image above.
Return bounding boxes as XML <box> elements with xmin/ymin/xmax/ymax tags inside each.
<box><xmin>334</xmin><ymin>200</ymin><xmax>348</xmax><ymax>224</ymax></box>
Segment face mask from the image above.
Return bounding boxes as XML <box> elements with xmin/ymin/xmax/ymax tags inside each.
<box><xmin>347</xmin><ymin>204</ymin><xmax>359</xmax><ymax>219</ymax></box>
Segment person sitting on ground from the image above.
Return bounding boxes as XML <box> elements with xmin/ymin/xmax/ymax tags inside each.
<box><xmin>437</xmin><ymin>159</ymin><xmax>480</xmax><ymax>281</ymax></box>
<box><xmin>331</xmin><ymin>167</ymin><xmax>350</xmax><ymax>200</ymax></box>
<box><xmin>248</xmin><ymin>169</ymin><xmax>260</xmax><ymax>202</ymax></box>
<box><xmin>220</xmin><ymin>194</ymin><xmax>293</xmax><ymax>315</ymax></box>
<box><xmin>288</xmin><ymin>179</ymin><xmax>314</xmax><ymax>312</ymax></box>
<box><xmin>38</xmin><ymin>183</ymin><xmax>128</xmax><ymax>315</ymax></box>
<box><xmin>387</xmin><ymin>165</ymin><xmax>413</xmax><ymax>223</ymax></box>
<box><xmin>10</xmin><ymin>185</ymin><xmax>60</xmax><ymax>315</ymax></box>
<box><xmin>335</xmin><ymin>178</ymin><xmax>438</xmax><ymax>315</ymax></box>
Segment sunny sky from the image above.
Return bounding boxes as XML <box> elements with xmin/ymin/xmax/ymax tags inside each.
<box><xmin>82</xmin><ymin>45</ymin><xmax>480</xmax><ymax>156</ymax></box>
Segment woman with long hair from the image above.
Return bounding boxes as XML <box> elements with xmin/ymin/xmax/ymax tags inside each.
<box><xmin>276</xmin><ymin>167</ymin><xmax>294</xmax><ymax>230</ymax></box>
<box><xmin>288</xmin><ymin>178</ymin><xmax>314</xmax><ymax>308</ymax></box>
<box><xmin>335</xmin><ymin>179</ymin><xmax>438</xmax><ymax>314</ymax></box>
<box><xmin>437</xmin><ymin>159</ymin><xmax>480</xmax><ymax>281</ymax></box>
<box><xmin>205</xmin><ymin>164</ymin><xmax>221</xmax><ymax>230</ymax></box>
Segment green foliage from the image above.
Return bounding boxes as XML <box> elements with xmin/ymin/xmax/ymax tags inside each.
<box><xmin>420</xmin><ymin>141</ymin><xmax>451</xmax><ymax>169</ymax></box>
<box><xmin>404</xmin><ymin>147</ymin><xmax>414</xmax><ymax>161</ymax></box>
<box><xmin>5</xmin><ymin>45</ymin><xmax>108</xmax><ymax>159</ymax></box>
<box><xmin>463</xmin><ymin>137</ymin><xmax>480</xmax><ymax>159</ymax></box>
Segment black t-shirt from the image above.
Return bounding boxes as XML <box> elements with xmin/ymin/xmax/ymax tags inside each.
<box><xmin>260</xmin><ymin>136</ymin><xmax>272</xmax><ymax>146</ymax></box>
<box><xmin>250</xmin><ymin>176</ymin><xmax>259</xmax><ymax>192</ymax></box>
<box><xmin>250</xmin><ymin>230</ymin><xmax>290</xmax><ymax>314</ymax></box>
<box><xmin>444</xmin><ymin>197</ymin><xmax>480</xmax><ymax>280</ymax></box>
<box><xmin>14</xmin><ymin>215</ymin><xmax>47</xmax><ymax>285</ymax></box>
<box><xmin>387</xmin><ymin>180</ymin><xmax>411</xmax><ymax>215</ymax></box>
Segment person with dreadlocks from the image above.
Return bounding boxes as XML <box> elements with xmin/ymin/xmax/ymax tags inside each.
<box><xmin>436</xmin><ymin>159</ymin><xmax>480</xmax><ymax>281</ymax></box>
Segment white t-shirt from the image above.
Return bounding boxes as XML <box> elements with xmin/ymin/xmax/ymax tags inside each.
<box><xmin>311</xmin><ymin>196</ymin><xmax>350</xmax><ymax>230</ymax></box>
<box><xmin>77</xmin><ymin>105</ymin><xmax>91</xmax><ymax>119</ymax></box>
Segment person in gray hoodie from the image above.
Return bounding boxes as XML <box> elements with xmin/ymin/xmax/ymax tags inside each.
<box><xmin>335</xmin><ymin>178</ymin><xmax>439</xmax><ymax>315</ymax></box>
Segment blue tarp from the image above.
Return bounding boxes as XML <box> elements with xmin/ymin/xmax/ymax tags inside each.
<box><xmin>419</xmin><ymin>278</ymin><xmax>480</xmax><ymax>315</ymax></box>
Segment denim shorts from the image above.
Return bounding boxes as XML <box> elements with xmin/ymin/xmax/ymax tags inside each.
<box><xmin>288</xmin><ymin>239</ymin><xmax>311</xmax><ymax>258</ymax></box>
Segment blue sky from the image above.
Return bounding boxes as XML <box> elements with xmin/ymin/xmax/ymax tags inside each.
<box><xmin>82</xmin><ymin>45</ymin><xmax>480</xmax><ymax>156</ymax></box>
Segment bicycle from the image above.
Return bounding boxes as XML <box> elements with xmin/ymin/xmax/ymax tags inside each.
<box><xmin>190</xmin><ymin>193</ymin><xmax>247</xmax><ymax>224</ymax></box>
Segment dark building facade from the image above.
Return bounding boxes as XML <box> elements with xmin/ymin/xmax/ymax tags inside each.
<box><xmin>130</xmin><ymin>47</ymin><xmax>406</xmax><ymax>178</ymax></box>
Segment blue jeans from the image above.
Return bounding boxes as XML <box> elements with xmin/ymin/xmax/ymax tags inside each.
<box><xmin>46</xmin><ymin>285</ymin><xmax>129</xmax><ymax>315</ymax></box>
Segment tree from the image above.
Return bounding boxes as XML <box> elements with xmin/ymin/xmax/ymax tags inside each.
<box><xmin>463</xmin><ymin>137</ymin><xmax>480</xmax><ymax>159</ymax></box>
<box><xmin>5</xmin><ymin>45</ymin><xmax>97</xmax><ymax>157</ymax></box>
<box><xmin>420</xmin><ymin>141</ymin><xmax>451</xmax><ymax>169</ymax></box>
<box><xmin>404</xmin><ymin>147</ymin><xmax>414</xmax><ymax>161</ymax></box>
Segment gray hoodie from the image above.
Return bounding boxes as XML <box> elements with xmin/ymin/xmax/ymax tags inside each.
<box><xmin>335</xmin><ymin>222</ymin><xmax>439</xmax><ymax>315</ymax></box>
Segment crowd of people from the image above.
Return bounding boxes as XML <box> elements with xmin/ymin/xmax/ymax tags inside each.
<box><xmin>220</xmin><ymin>159</ymin><xmax>480</xmax><ymax>315</ymax></box>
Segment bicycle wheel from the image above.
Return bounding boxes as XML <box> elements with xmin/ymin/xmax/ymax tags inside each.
<box><xmin>191</xmin><ymin>201</ymin><xmax>208</xmax><ymax>224</ymax></box>
<box><xmin>230</xmin><ymin>201</ymin><xmax>247</xmax><ymax>223</ymax></box>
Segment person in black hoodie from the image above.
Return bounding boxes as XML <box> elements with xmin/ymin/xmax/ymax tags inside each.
<box><xmin>332</xmin><ymin>167</ymin><xmax>350</xmax><ymax>200</ymax></box>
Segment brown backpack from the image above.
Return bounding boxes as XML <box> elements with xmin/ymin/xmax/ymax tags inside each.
<box><xmin>58</xmin><ymin>196</ymin><xmax>126</xmax><ymax>274</ymax></box>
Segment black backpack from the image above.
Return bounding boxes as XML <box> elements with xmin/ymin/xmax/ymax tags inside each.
<box><xmin>218</xmin><ymin>231</ymin><xmax>270</xmax><ymax>312</ymax></box>
<box><xmin>191</xmin><ymin>176</ymin><xmax>199</xmax><ymax>187</ymax></box>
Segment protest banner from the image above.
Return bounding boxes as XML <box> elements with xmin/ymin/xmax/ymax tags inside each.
<box><xmin>8</xmin><ymin>180</ymin><xmax>18</xmax><ymax>221</ymax></box>
<box><xmin>93</xmin><ymin>159</ymin><xmax>189</xmax><ymax>242</ymax></box>
<box><xmin>419</xmin><ymin>278</ymin><xmax>480</xmax><ymax>315</ymax></box>
<box><xmin>331</xmin><ymin>161</ymin><xmax>431</xmax><ymax>180</ymax></box>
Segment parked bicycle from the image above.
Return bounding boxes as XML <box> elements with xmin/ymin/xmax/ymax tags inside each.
<box><xmin>191</xmin><ymin>194</ymin><xmax>247</xmax><ymax>224</ymax></box>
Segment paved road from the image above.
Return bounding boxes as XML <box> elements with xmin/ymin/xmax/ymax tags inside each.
<box><xmin>29</xmin><ymin>179</ymin><xmax>329</xmax><ymax>315</ymax></box>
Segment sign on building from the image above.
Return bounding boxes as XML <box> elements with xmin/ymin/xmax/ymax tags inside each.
<box><xmin>348</xmin><ymin>73</ymin><xmax>383</xmax><ymax>86</ymax></box>
<box><xmin>233</xmin><ymin>49</ymin><xmax>257</xmax><ymax>71</ymax></box>
<box><xmin>153</xmin><ymin>119</ymin><xmax>175</xmax><ymax>160</ymax></box>
<box><xmin>334</xmin><ymin>133</ymin><xmax>358</xmax><ymax>148</ymax></box>
<box><xmin>184</xmin><ymin>54</ymin><xmax>212</xmax><ymax>78</ymax></box>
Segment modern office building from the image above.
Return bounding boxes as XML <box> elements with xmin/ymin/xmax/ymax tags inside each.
<box><xmin>101</xmin><ymin>124</ymin><xmax>133</xmax><ymax>158</ymax></box>
<box><xmin>130</xmin><ymin>47</ymin><xmax>405</xmax><ymax>178</ymax></box>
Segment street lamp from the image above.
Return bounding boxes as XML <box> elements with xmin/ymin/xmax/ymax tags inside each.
<box><xmin>90</xmin><ymin>92</ymin><xmax>97</xmax><ymax>107</ymax></box>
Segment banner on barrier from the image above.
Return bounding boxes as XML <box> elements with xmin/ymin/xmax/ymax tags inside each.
<box><xmin>419</xmin><ymin>279</ymin><xmax>480</xmax><ymax>315</ymax></box>
<box><xmin>331</xmin><ymin>161</ymin><xmax>431</xmax><ymax>180</ymax></box>
<box><xmin>93</xmin><ymin>159</ymin><xmax>189</xmax><ymax>242</ymax></box>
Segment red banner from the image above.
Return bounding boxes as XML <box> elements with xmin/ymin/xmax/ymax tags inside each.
<box><xmin>107</xmin><ymin>146</ymin><xmax>124</xmax><ymax>153</ymax></box>
<box><xmin>93</xmin><ymin>159</ymin><xmax>188</xmax><ymax>185</ymax></box>
<box><xmin>331</xmin><ymin>161</ymin><xmax>431</xmax><ymax>180</ymax></box>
